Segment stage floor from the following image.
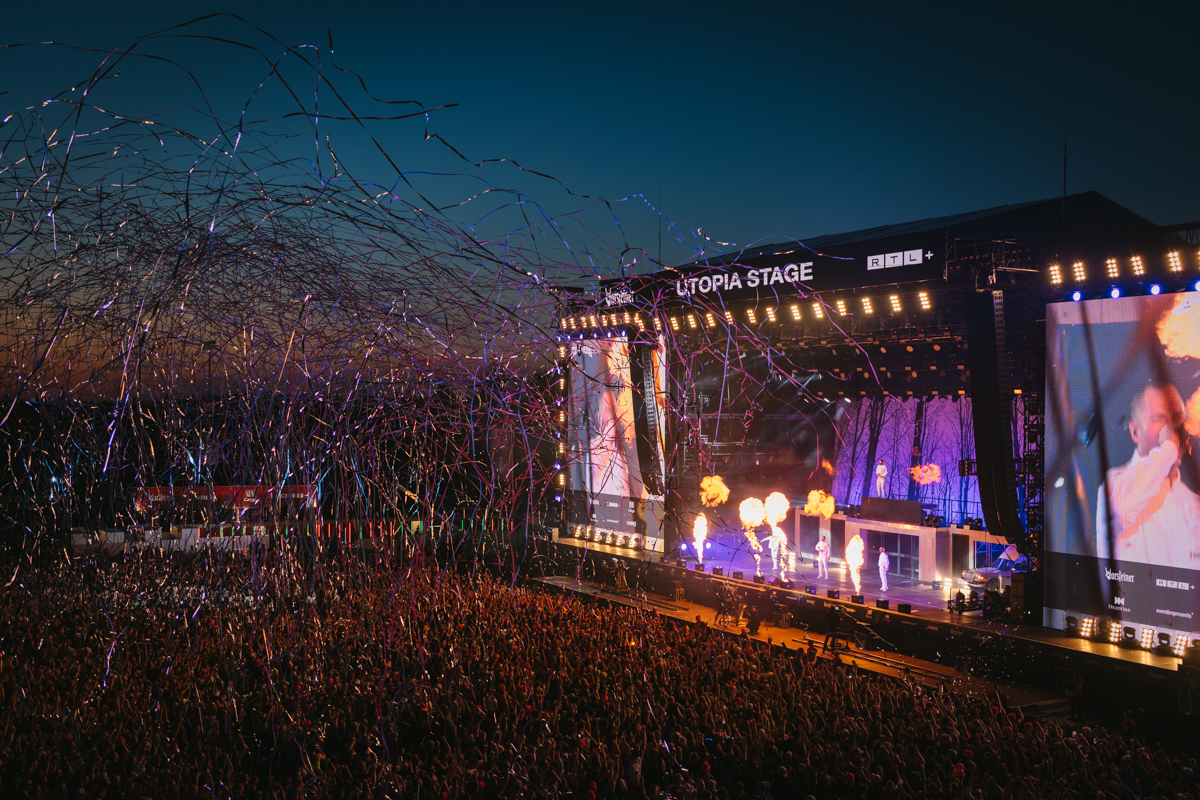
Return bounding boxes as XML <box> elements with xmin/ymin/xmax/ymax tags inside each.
<box><xmin>558</xmin><ymin>534</ymin><xmax>958</xmax><ymax>615</ymax></box>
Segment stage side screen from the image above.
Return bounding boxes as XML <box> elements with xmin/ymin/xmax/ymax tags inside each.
<box><xmin>1044</xmin><ymin>294</ymin><xmax>1200</xmax><ymax>640</ymax></box>
<box><xmin>566</xmin><ymin>338</ymin><xmax>665</xmax><ymax>550</ymax></box>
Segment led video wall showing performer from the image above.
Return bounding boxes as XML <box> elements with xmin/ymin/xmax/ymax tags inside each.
<box><xmin>566</xmin><ymin>338</ymin><xmax>665</xmax><ymax>547</ymax></box>
<box><xmin>1044</xmin><ymin>293</ymin><xmax>1200</xmax><ymax>636</ymax></box>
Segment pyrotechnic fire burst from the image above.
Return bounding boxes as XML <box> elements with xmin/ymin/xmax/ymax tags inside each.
<box><xmin>909</xmin><ymin>464</ymin><xmax>942</xmax><ymax>485</ymax></box>
<box><xmin>803</xmin><ymin>489</ymin><xmax>835</xmax><ymax>518</ymax></box>
<box><xmin>699</xmin><ymin>475</ymin><xmax>730</xmax><ymax>508</ymax></box>
<box><xmin>692</xmin><ymin>513</ymin><xmax>708</xmax><ymax>563</ymax></box>
<box><xmin>1157</xmin><ymin>295</ymin><xmax>1200</xmax><ymax>360</ymax></box>
<box><xmin>845</xmin><ymin>533</ymin><xmax>865</xmax><ymax>594</ymax></box>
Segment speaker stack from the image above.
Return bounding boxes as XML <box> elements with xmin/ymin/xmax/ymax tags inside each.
<box><xmin>966</xmin><ymin>289</ymin><xmax>1025</xmax><ymax>549</ymax></box>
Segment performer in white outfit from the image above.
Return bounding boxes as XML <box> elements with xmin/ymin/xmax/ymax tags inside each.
<box><xmin>878</xmin><ymin>547</ymin><xmax>890</xmax><ymax>591</ymax></box>
<box><xmin>815</xmin><ymin>535</ymin><xmax>830</xmax><ymax>579</ymax></box>
<box><xmin>1095</xmin><ymin>383</ymin><xmax>1200</xmax><ymax>568</ymax></box>
<box><xmin>875</xmin><ymin>460</ymin><xmax>888</xmax><ymax>497</ymax></box>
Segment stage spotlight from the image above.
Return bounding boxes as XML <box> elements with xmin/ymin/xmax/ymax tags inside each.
<box><xmin>1193</xmin><ymin>280</ymin><xmax>1200</xmax><ymax>292</ymax></box>
<box><xmin>1110</xmin><ymin>287</ymin><xmax>1120</xmax><ymax>299</ymax></box>
<box><xmin>1150</xmin><ymin>284</ymin><xmax>1162</xmax><ymax>295</ymax></box>
<box><xmin>1119</xmin><ymin>626</ymin><xmax>1137</xmax><ymax>647</ymax></box>
<box><xmin>1079</xmin><ymin>617</ymin><xmax>1094</xmax><ymax>638</ymax></box>
<box><xmin>554</xmin><ymin>494</ymin><xmax>562</xmax><ymax>503</ymax></box>
<box><xmin>1065</xmin><ymin>616</ymin><xmax>1080</xmax><ymax>637</ymax></box>
<box><xmin>1109</xmin><ymin>621</ymin><xmax>1123</xmax><ymax>644</ymax></box>
<box><xmin>918</xmin><ymin>291</ymin><xmax>931</xmax><ymax>310</ymax></box>
<box><xmin>746</xmin><ymin>309</ymin><xmax>757</xmax><ymax>324</ymax></box>
<box><xmin>1175</xmin><ymin>635</ymin><xmax>1191</xmax><ymax>657</ymax></box>
<box><xmin>1131</xmin><ymin>255</ymin><xmax>1144</xmax><ymax>275</ymax></box>
<box><xmin>1049</xmin><ymin>264</ymin><xmax>1062</xmax><ymax>285</ymax></box>
<box><xmin>765</xmin><ymin>307</ymin><xmax>777</xmax><ymax>322</ymax></box>
<box><xmin>1139</xmin><ymin>627</ymin><xmax>1155</xmax><ymax>650</ymax></box>
<box><xmin>1071</xmin><ymin>291</ymin><xmax>1082</xmax><ymax>302</ymax></box>
<box><xmin>1072</xmin><ymin>261</ymin><xmax>1086</xmax><ymax>282</ymax></box>
<box><xmin>1168</xmin><ymin>251</ymin><xmax>1182</xmax><ymax>272</ymax></box>
<box><xmin>1106</xmin><ymin>258</ymin><xmax>1119</xmax><ymax>279</ymax></box>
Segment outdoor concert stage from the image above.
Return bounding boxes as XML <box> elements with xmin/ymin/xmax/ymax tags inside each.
<box><xmin>543</xmin><ymin>536</ymin><xmax>1193</xmax><ymax>728</ymax></box>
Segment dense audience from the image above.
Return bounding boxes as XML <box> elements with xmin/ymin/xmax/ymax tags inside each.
<box><xmin>1</xmin><ymin>548</ymin><xmax>1197</xmax><ymax>800</ymax></box>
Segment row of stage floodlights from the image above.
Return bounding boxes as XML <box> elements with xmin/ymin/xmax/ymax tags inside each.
<box><xmin>556</xmin><ymin>292</ymin><xmax>935</xmax><ymax>336</ymax></box>
<box><xmin>572</xmin><ymin>524</ymin><xmax>644</xmax><ymax>551</ymax></box>
<box><xmin>1066</xmin><ymin>279</ymin><xmax>1200</xmax><ymax>303</ymax></box>
<box><xmin>1048</xmin><ymin>250</ymin><xmax>1200</xmax><ymax>286</ymax></box>
<box><xmin>1066</xmin><ymin>615</ymin><xmax>1197</xmax><ymax>657</ymax></box>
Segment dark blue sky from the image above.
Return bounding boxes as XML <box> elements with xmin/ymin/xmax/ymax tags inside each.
<box><xmin>5</xmin><ymin>1</ymin><xmax>1198</xmax><ymax>267</ymax></box>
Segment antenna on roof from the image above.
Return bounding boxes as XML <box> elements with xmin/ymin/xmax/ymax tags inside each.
<box><xmin>1062</xmin><ymin>104</ymin><xmax>1068</xmax><ymax>231</ymax></box>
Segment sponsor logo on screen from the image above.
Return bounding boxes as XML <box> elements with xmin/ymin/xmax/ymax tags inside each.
<box><xmin>1106</xmin><ymin>567</ymin><xmax>1135</xmax><ymax>583</ymax></box>
<box><xmin>1155</xmin><ymin>579</ymin><xmax>1193</xmax><ymax>590</ymax></box>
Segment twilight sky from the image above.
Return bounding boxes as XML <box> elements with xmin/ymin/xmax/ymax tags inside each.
<box><xmin>4</xmin><ymin>1</ymin><xmax>1198</xmax><ymax>269</ymax></box>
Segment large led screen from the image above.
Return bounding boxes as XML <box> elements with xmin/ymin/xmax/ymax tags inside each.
<box><xmin>1044</xmin><ymin>293</ymin><xmax>1200</xmax><ymax>637</ymax></box>
<box><xmin>566</xmin><ymin>338</ymin><xmax>665</xmax><ymax>548</ymax></box>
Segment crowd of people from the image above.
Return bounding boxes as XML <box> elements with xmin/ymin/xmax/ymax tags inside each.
<box><xmin>1</xmin><ymin>548</ymin><xmax>1197</xmax><ymax>800</ymax></box>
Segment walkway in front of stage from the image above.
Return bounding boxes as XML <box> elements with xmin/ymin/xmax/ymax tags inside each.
<box><xmin>532</xmin><ymin>573</ymin><xmax>1067</xmax><ymax>714</ymax></box>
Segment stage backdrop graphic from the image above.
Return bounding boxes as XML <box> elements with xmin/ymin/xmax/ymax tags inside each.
<box><xmin>566</xmin><ymin>338</ymin><xmax>665</xmax><ymax>545</ymax></box>
<box><xmin>1044</xmin><ymin>294</ymin><xmax>1200</xmax><ymax>638</ymax></box>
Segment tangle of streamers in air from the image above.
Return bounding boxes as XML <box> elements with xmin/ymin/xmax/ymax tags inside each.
<box><xmin>0</xmin><ymin>18</ymin><xmax>721</xmax><ymax>560</ymax></box>
<box><xmin>0</xmin><ymin>21</ymin><xmax>887</xmax><ymax>800</ymax></box>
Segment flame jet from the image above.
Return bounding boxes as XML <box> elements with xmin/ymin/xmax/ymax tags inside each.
<box><xmin>738</xmin><ymin>497</ymin><xmax>766</xmax><ymax>576</ymax></box>
<box><xmin>846</xmin><ymin>533</ymin><xmax>865</xmax><ymax>594</ymax></box>
<box><xmin>692</xmin><ymin>513</ymin><xmax>708</xmax><ymax>563</ymax></box>
<box><xmin>764</xmin><ymin>491</ymin><xmax>792</xmax><ymax>580</ymax></box>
